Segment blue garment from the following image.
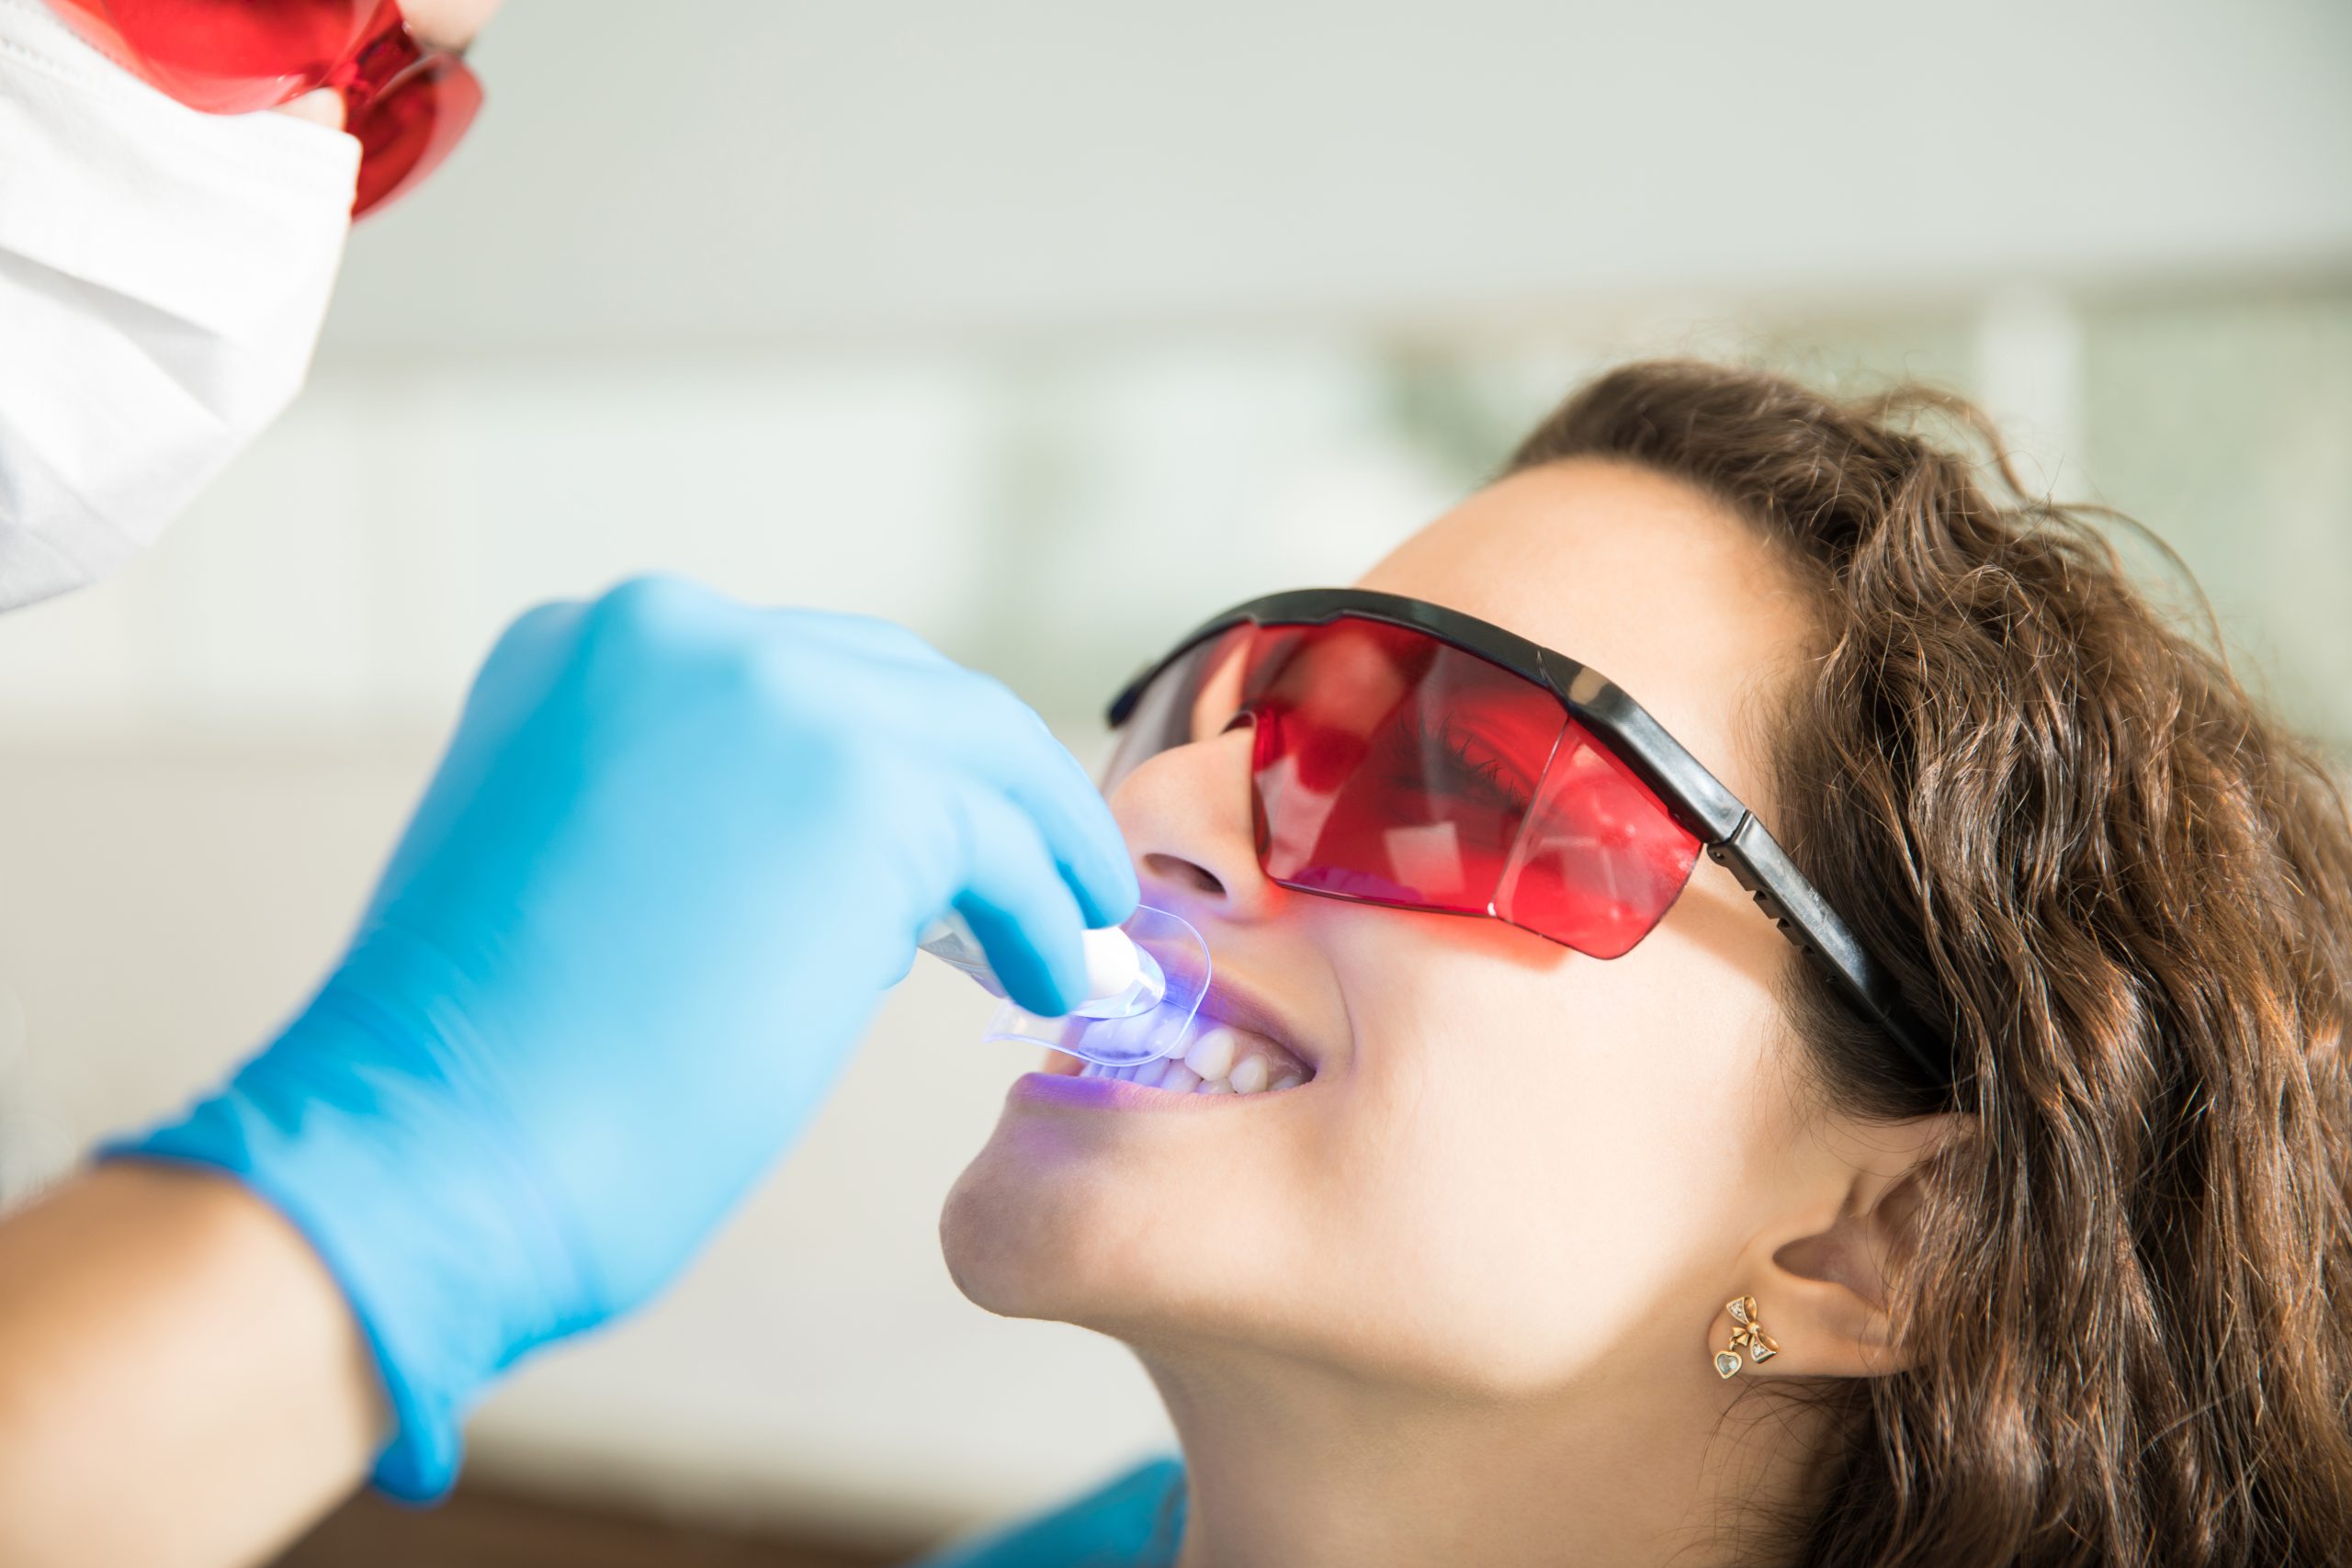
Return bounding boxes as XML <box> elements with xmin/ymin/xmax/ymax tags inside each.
<box><xmin>920</xmin><ymin>1460</ymin><xmax>1188</xmax><ymax>1568</ymax></box>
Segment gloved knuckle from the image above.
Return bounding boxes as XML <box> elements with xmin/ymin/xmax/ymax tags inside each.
<box><xmin>961</xmin><ymin>665</ymin><xmax>1014</xmax><ymax>705</ymax></box>
<box><xmin>940</xmin><ymin>666</ymin><xmax>1023</xmax><ymax>730</ymax></box>
<box><xmin>902</xmin><ymin>773</ymin><xmax>982</xmax><ymax>902</ymax></box>
<box><xmin>731</xmin><ymin>636</ymin><xmax>834</xmax><ymax>728</ymax></box>
<box><xmin>941</xmin><ymin>782</ymin><xmax>990</xmax><ymax>864</ymax></box>
<box><xmin>866</xmin><ymin>615</ymin><xmax>944</xmax><ymax>664</ymax></box>
<box><xmin>505</xmin><ymin>597</ymin><xmax>574</xmax><ymax>639</ymax></box>
<box><xmin>481</xmin><ymin>598</ymin><xmax>577</xmax><ymax>672</ymax></box>
<box><xmin>584</xmin><ymin>573</ymin><xmax>709</xmax><ymax>651</ymax></box>
<box><xmin>775</xmin><ymin>722</ymin><xmax>873</xmax><ymax>809</ymax></box>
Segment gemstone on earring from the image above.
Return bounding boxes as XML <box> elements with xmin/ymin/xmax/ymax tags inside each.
<box><xmin>1750</xmin><ymin>1339</ymin><xmax>1777</xmax><ymax>1363</ymax></box>
<box><xmin>1727</xmin><ymin>1297</ymin><xmax>1753</xmax><ymax>1326</ymax></box>
<box><xmin>1714</xmin><ymin>1349</ymin><xmax>1743</xmax><ymax>1379</ymax></box>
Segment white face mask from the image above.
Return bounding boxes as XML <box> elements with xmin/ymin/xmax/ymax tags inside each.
<box><xmin>0</xmin><ymin>0</ymin><xmax>358</xmax><ymax>611</ymax></box>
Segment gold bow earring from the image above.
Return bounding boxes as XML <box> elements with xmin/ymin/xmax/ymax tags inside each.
<box><xmin>1713</xmin><ymin>1294</ymin><xmax>1780</xmax><ymax>1379</ymax></box>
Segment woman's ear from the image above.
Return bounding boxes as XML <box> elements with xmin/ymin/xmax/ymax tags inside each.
<box><xmin>1710</xmin><ymin>1112</ymin><xmax>1969</xmax><ymax>1382</ymax></box>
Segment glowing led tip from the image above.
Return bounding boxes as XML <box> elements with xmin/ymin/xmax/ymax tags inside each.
<box><xmin>981</xmin><ymin>904</ymin><xmax>1211</xmax><ymax>1066</ymax></box>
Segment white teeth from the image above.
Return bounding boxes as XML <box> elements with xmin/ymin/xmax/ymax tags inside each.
<box><xmin>1062</xmin><ymin>1019</ymin><xmax>1310</xmax><ymax>1097</ymax></box>
<box><xmin>1183</xmin><ymin>1027</ymin><xmax>1239</xmax><ymax>1081</ymax></box>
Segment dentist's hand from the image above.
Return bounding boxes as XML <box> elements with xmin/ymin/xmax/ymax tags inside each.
<box><xmin>110</xmin><ymin>576</ymin><xmax>1136</xmax><ymax>1499</ymax></box>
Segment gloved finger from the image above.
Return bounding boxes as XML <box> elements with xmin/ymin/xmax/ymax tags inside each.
<box><xmin>947</xmin><ymin>785</ymin><xmax>1093</xmax><ymax>1018</ymax></box>
<box><xmin>754</xmin><ymin>624</ymin><xmax>1139</xmax><ymax>931</ymax></box>
<box><xmin>963</xmin><ymin>708</ymin><xmax>1137</xmax><ymax>931</ymax></box>
<box><xmin>1003</xmin><ymin>744</ymin><xmax>1139</xmax><ymax>934</ymax></box>
<box><xmin>765</xmin><ymin>605</ymin><xmax>952</xmax><ymax>670</ymax></box>
<box><xmin>466</xmin><ymin>597</ymin><xmax>591</xmax><ymax>729</ymax></box>
<box><xmin>853</xmin><ymin>668</ymin><xmax>1138</xmax><ymax>931</ymax></box>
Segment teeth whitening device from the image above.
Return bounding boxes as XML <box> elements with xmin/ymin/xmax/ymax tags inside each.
<box><xmin>920</xmin><ymin>904</ymin><xmax>1209</xmax><ymax>1066</ymax></box>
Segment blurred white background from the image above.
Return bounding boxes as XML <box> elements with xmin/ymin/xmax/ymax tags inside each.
<box><xmin>1</xmin><ymin>0</ymin><xmax>2347</xmax><ymax>1552</ymax></box>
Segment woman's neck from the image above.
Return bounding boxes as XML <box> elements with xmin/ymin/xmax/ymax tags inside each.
<box><xmin>1137</xmin><ymin>1341</ymin><xmax>1831</xmax><ymax>1568</ymax></box>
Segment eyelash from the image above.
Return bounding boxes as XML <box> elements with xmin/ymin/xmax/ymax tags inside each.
<box><xmin>1378</xmin><ymin>714</ymin><xmax>1534</xmax><ymax>813</ymax></box>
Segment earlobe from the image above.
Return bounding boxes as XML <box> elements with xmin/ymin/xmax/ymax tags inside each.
<box><xmin>1710</xmin><ymin>1112</ymin><xmax>1969</xmax><ymax>1383</ymax></box>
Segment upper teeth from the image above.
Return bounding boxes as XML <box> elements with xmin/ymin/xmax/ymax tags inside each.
<box><xmin>1069</xmin><ymin>1019</ymin><xmax>1309</xmax><ymax>1096</ymax></box>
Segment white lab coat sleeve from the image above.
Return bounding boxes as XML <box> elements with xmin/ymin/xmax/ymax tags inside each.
<box><xmin>0</xmin><ymin>0</ymin><xmax>359</xmax><ymax>608</ymax></box>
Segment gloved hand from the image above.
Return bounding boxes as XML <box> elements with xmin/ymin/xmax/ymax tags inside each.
<box><xmin>109</xmin><ymin>576</ymin><xmax>1136</xmax><ymax>1500</ymax></box>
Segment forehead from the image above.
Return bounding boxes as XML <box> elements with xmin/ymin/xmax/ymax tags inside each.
<box><xmin>1354</xmin><ymin>457</ymin><xmax>1820</xmax><ymax>804</ymax></box>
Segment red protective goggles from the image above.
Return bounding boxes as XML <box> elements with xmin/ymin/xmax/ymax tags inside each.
<box><xmin>1107</xmin><ymin>590</ymin><xmax>1944</xmax><ymax>1085</ymax></box>
<box><xmin>48</xmin><ymin>0</ymin><xmax>481</xmax><ymax>216</ymax></box>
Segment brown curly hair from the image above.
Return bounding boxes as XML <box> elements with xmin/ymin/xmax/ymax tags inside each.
<box><xmin>1508</xmin><ymin>361</ymin><xmax>2352</xmax><ymax>1567</ymax></box>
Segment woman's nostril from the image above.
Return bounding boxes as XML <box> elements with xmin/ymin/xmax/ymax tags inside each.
<box><xmin>1143</xmin><ymin>852</ymin><xmax>1226</xmax><ymax>899</ymax></box>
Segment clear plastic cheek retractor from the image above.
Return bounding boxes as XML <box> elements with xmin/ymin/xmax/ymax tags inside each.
<box><xmin>918</xmin><ymin>904</ymin><xmax>1210</xmax><ymax>1066</ymax></box>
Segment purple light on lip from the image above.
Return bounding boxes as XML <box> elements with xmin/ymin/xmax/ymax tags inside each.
<box><xmin>1010</xmin><ymin>1070</ymin><xmax>1238</xmax><ymax>1111</ymax></box>
<box><xmin>1012</xmin><ymin>1070</ymin><xmax>1125</xmax><ymax>1106</ymax></box>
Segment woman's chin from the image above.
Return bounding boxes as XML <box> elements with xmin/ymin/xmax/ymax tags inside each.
<box><xmin>943</xmin><ymin>1145</ymin><xmax>1094</xmax><ymax>1317</ymax></box>
<box><xmin>940</xmin><ymin>1126</ymin><xmax>1193</xmax><ymax>1325</ymax></box>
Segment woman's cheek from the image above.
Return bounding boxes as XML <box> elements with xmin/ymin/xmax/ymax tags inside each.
<box><xmin>1313</xmin><ymin>942</ymin><xmax>1755</xmax><ymax>1386</ymax></box>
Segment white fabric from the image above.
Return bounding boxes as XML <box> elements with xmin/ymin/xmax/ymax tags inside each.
<box><xmin>0</xmin><ymin>0</ymin><xmax>357</xmax><ymax>610</ymax></box>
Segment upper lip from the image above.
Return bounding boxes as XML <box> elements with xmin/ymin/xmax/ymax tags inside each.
<box><xmin>1191</xmin><ymin>966</ymin><xmax>1321</xmax><ymax>1076</ymax></box>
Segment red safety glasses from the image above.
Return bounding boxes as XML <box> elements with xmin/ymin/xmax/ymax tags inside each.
<box><xmin>47</xmin><ymin>0</ymin><xmax>481</xmax><ymax>216</ymax></box>
<box><xmin>1107</xmin><ymin>590</ymin><xmax>1946</xmax><ymax>1086</ymax></box>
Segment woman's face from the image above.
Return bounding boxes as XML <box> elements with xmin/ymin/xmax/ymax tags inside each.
<box><xmin>942</xmin><ymin>457</ymin><xmax>1836</xmax><ymax>1395</ymax></box>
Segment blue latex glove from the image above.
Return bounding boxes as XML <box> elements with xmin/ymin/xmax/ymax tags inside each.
<box><xmin>109</xmin><ymin>577</ymin><xmax>1136</xmax><ymax>1500</ymax></box>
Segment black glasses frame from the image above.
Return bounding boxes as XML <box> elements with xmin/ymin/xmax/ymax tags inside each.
<box><xmin>1108</xmin><ymin>587</ymin><xmax>1947</xmax><ymax>1089</ymax></box>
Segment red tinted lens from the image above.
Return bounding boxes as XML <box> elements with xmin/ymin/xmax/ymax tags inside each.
<box><xmin>50</xmin><ymin>0</ymin><xmax>389</xmax><ymax>113</ymax></box>
<box><xmin>1492</xmin><ymin>719</ymin><xmax>1701</xmax><ymax>957</ymax></box>
<box><xmin>1106</xmin><ymin>613</ymin><xmax>1703</xmax><ymax>956</ymax></box>
<box><xmin>349</xmin><ymin>52</ymin><xmax>481</xmax><ymax>215</ymax></box>
<box><xmin>1244</xmin><ymin>620</ymin><xmax>1566</xmax><ymax>914</ymax></box>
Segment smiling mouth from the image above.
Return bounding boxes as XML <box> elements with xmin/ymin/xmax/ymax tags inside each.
<box><xmin>1043</xmin><ymin>1008</ymin><xmax>1314</xmax><ymax>1098</ymax></box>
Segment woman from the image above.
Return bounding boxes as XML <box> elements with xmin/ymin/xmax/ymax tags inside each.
<box><xmin>927</xmin><ymin>360</ymin><xmax>2352</xmax><ymax>1566</ymax></box>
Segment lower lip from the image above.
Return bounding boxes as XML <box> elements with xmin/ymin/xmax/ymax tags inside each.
<box><xmin>1009</xmin><ymin>1071</ymin><xmax>1271</xmax><ymax>1111</ymax></box>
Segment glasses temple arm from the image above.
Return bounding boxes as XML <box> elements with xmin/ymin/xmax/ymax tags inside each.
<box><xmin>1705</xmin><ymin>815</ymin><xmax>1950</xmax><ymax>1088</ymax></box>
<box><xmin>1553</xmin><ymin>662</ymin><xmax>1948</xmax><ymax>1089</ymax></box>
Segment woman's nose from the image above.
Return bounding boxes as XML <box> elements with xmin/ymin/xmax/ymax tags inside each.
<box><xmin>1111</xmin><ymin>725</ymin><xmax>1282</xmax><ymax>921</ymax></box>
